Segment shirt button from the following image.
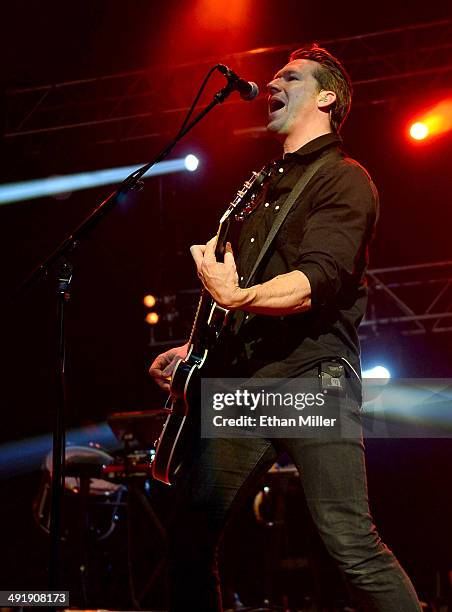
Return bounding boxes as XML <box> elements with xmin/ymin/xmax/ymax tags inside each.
<box><xmin>245</xmin><ymin>314</ymin><xmax>249</xmax><ymax>320</ymax></box>
<box><xmin>240</xmin><ymin>276</ymin><xmax>244</xmax><ymax>281</ymax></box>
<box><xmin>278</xmin><ymin>167</ymin><xmax>284</xmax><ymax>173</ymax></box>
<box><xmin>250</xmin><ymin>237</ymin><xmax>255</xmax><ymax>243</ymax></box>
<box><xmin>264</xmin><ymin>202</ymin><xmax>270</xmax><ymax>207</ymax></box>
<box><xmin>275</xmin><ymin>205</ymin><xmax>280</xmax><ymax>211</ymax></box>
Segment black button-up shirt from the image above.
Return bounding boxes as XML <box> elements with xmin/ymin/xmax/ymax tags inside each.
<box><xmin>226</xmin><ymin>133</ymin><xmax>379</xmax><ymax>378</ymax></box>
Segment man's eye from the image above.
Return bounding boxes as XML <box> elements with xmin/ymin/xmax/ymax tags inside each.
<box><xmin>287</xmin><ymin>75</ymin><xmax>299</xmax><ymax>81</ymax></box>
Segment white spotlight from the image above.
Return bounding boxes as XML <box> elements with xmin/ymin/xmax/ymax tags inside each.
<box><xmin>0</xmin><ymin>157</ymin><xmax>195</xmax><ymax>206</ymax></box>
<box><xmin>184</xmin><ymin>154</ymin><xmax>199</xmax><ymax>172</ymax></box>
<box><xmin>363</xmin><ymin>366</ymin><xmax>391</xmax><ymax>380</ymax></box>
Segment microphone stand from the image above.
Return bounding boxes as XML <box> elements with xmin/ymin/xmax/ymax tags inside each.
<box><xmin>15</xmin><ymin>76</ymin><xmax>238</xmax><ymax>591</ymax></box>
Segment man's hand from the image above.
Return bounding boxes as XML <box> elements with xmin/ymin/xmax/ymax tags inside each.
<box><xmin>190</xmin><ymin>237</ymin><xmax>249</xmax><ymax>310</ymax></box>
<box><xmin>149</xmin><ymin>343</ymin><xmax>189</xmax><ymax>392</ymax></box>
<box><xmin>190</xmin><ymin>237</ymin><xmax>311</xmax><ymax>316</ymax></box>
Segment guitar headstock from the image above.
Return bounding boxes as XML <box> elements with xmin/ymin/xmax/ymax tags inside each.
<box><xmin>219</xmin><ymin>165</ymin><xmax>272</xmax><ymax>224</ymax></box>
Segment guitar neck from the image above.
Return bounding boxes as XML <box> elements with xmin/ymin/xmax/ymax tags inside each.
<box><xmin>186</xmin><ymin>166</ymin><xmax>270</xmax><ymax>356</ymax></box>
<box><xmin>188</xmin><ymin>218</ymin><xmax>231</xmax><ymax>352</ymax></box>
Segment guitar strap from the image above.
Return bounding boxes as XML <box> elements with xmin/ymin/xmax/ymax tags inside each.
<box><xmin>231</xmin><ymin>150</ymin><xmax>337</xmax><ymax>334</ymax></box>
<box><xmin>244</xmin><ymin>151</ymin><xmax>337</xmax><ymax>289</ymax></box>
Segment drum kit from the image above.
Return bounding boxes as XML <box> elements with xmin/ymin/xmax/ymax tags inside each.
<box><xmin>32</xmin><ymin>409</ymin><xmax>169</xmax><ymax>609</ymax></box>
<box><xmin>32</xmin><ymin>410</ymin><xmax>354</xmax><ymax>611</ymax></box>
<box><xmin>33</xmin><ymin>410</ymin><xmax>167</xmax><ymax>538</ymax></box>
<box><xmin>33</xmin><ymin>443</ymin><xmax>126</xmax><ymax>539</ymax></box>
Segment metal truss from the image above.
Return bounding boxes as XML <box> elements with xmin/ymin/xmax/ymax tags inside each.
<box><xmin>147</xmin><ymin>261</ymin><xmax>452</xmax><ymax>348</ymax></box>
<box><xmin>361</xmin><ymin>260</ymin><xmax>452</xmax><ymax>338</ymax></box>
<box><xmin>4</xmin><ymin>19</ymin><xmax>452</xmax><ymax>149</ymax></box>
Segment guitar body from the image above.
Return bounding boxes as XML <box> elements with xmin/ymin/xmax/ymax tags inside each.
<box><xmin>152</xmin><ymin>301</ymin><xmax>226</xmax><ymax>484</ymax></box>
<box><xmin>150</xmin><ymin>348</ymin><xmax>205</xmax><ymax>485</ymax></box>
<box><xmin>152</xmin><ymin>168</ymin><xmax>270</xmax><ymax>485</ymax></box>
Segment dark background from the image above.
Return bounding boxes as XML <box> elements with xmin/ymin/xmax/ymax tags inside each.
<box><xmin>1</xmin><ymin>1</ymin><xmax>452</xmax><ymax>608</ymax></box>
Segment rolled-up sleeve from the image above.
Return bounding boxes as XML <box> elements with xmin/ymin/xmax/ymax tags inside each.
<box><xmin>296</xmin><ymin>160</ymin><xmax>379</xmax><ymax>308</ymax></box>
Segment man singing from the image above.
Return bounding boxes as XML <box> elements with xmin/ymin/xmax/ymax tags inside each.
<box><xmin>150</xmin><ymin>44</ymin><xmax>421</xmax><ymax>612</ymax></box>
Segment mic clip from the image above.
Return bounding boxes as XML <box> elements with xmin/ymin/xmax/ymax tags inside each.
<box><xmin>216</xmin><ymin>64</ymin><xmax>259</xmax><ymax>101</ymax></box>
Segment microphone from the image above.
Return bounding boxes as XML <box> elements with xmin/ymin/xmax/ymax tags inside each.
<box><xmin>217</xmin><ymin>64</ymin><xmax>259</xmax><ymax>101</ymax></box>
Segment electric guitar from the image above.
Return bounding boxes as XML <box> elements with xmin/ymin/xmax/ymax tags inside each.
<box><xmin>152</xmin><ymin>167</ymin><xmax>271</xmax><ymax>485</ymax></box>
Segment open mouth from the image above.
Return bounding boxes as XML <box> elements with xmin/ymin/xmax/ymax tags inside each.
<box><xmin>269</xmin><ymin>98</ymin><xmax>286</xmax><ymax>114</ymax></box>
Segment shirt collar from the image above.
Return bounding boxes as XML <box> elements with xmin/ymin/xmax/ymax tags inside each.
<box><xmin>284</xmin><ymin>133</ymin><xmax>342</xmax><ymax>162</ymax></box>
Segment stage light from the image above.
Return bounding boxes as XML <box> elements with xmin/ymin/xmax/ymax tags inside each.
<box><xmin>0</xmin><ymin>156</ymin><xmax>200</xmax><ymax>206</ymax></box>
<box><xmin>410</xmin><ymin>122</ymin><xmax>429</xmax><ymax>140</ymax></box>
<box><xmin>184</xmin><ymin>154</ymin><xmax>199</xmax><ymax>172</ymax></box>
<box><xmin>408</xmin><ymin>97</ymin><xmax>452</xmax><ymax>142</ymax></box>
<box><xmin>362</xmin><ymin>366</ymin><xmax>392</xmax><ymax>405</ymax></box>
<box><xmin>363</xmin><ymin>366</ymin><xmax>391</xmax><ymax>380</ymax></box>
<box><xmin>0</xmin><ymin>423</ymin><xmax>117</xmax><ymax>478</ymax></box>
<box><xmin>145</xmin><ymin>312</ymin><xmax>159</xmax><ymax>325</ymax></box>
<box><xmin>192</xmin><ymin>0</ymin><xmax>251</xmax><ymax>28</ymax></box>
<box><xmin>143</xmin><ymin>294</ymin><xmax>157</xmax><ymax>308</ymax></box>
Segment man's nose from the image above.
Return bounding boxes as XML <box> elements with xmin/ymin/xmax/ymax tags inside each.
<box><xmin>267</xmin><ymin>79</ymin><xmax>281</xmax><ymax>94</ymax></box>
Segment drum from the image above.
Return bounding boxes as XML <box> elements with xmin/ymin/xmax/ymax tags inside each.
<box><xmin>33</xmin><ymin>444</ymin><xmax>126</xmax><ymax>540</ymax></box>
<box><xmin>253</xmin><ymin>462</ymin><xmax>299</xmax><ymax>525</ymax></box>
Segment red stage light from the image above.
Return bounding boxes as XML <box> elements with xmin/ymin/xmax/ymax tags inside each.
<box><xmin>409</xmin><ymin>97</ymin><xmax>452</xmax><ymax>142</ymax></box>
<box><xmin>410</xmin><ymin>122</ymin><xmax>429</xmax><ymax>140</ymax></box>
<box><xmin>193</xmin><ymin>0</ymin><xmax>250</xmax><ymax>27</ymax></box>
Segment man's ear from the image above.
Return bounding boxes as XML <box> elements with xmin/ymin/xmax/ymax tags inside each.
<box><xmin>317</xmin><ymin>90</ymin><xmax>336</xmax><ymax>109</ymax></box>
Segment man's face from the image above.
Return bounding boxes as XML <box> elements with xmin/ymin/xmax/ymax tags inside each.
<box><xmin>267</xmin><ymin>59</ymin><xmax>321</xmax><ymax>135</ymax></box>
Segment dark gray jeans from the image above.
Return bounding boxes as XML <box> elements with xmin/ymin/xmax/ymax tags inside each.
<box><xmin>166</xmin><ymin>373</ymin><xmax>421</xmax><ymax>612</ymax></box>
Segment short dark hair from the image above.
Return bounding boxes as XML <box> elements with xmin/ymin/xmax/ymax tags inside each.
<box><xmin>289</xmin><ymin>44</ymin><xmax>352</xmax><ymax>133</ymax></box>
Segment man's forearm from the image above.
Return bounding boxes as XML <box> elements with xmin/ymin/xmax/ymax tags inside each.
<box><xmin>234</xmin><ymin>270</ymin><xmax>312</xmax><ymax>315</ymax></box>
